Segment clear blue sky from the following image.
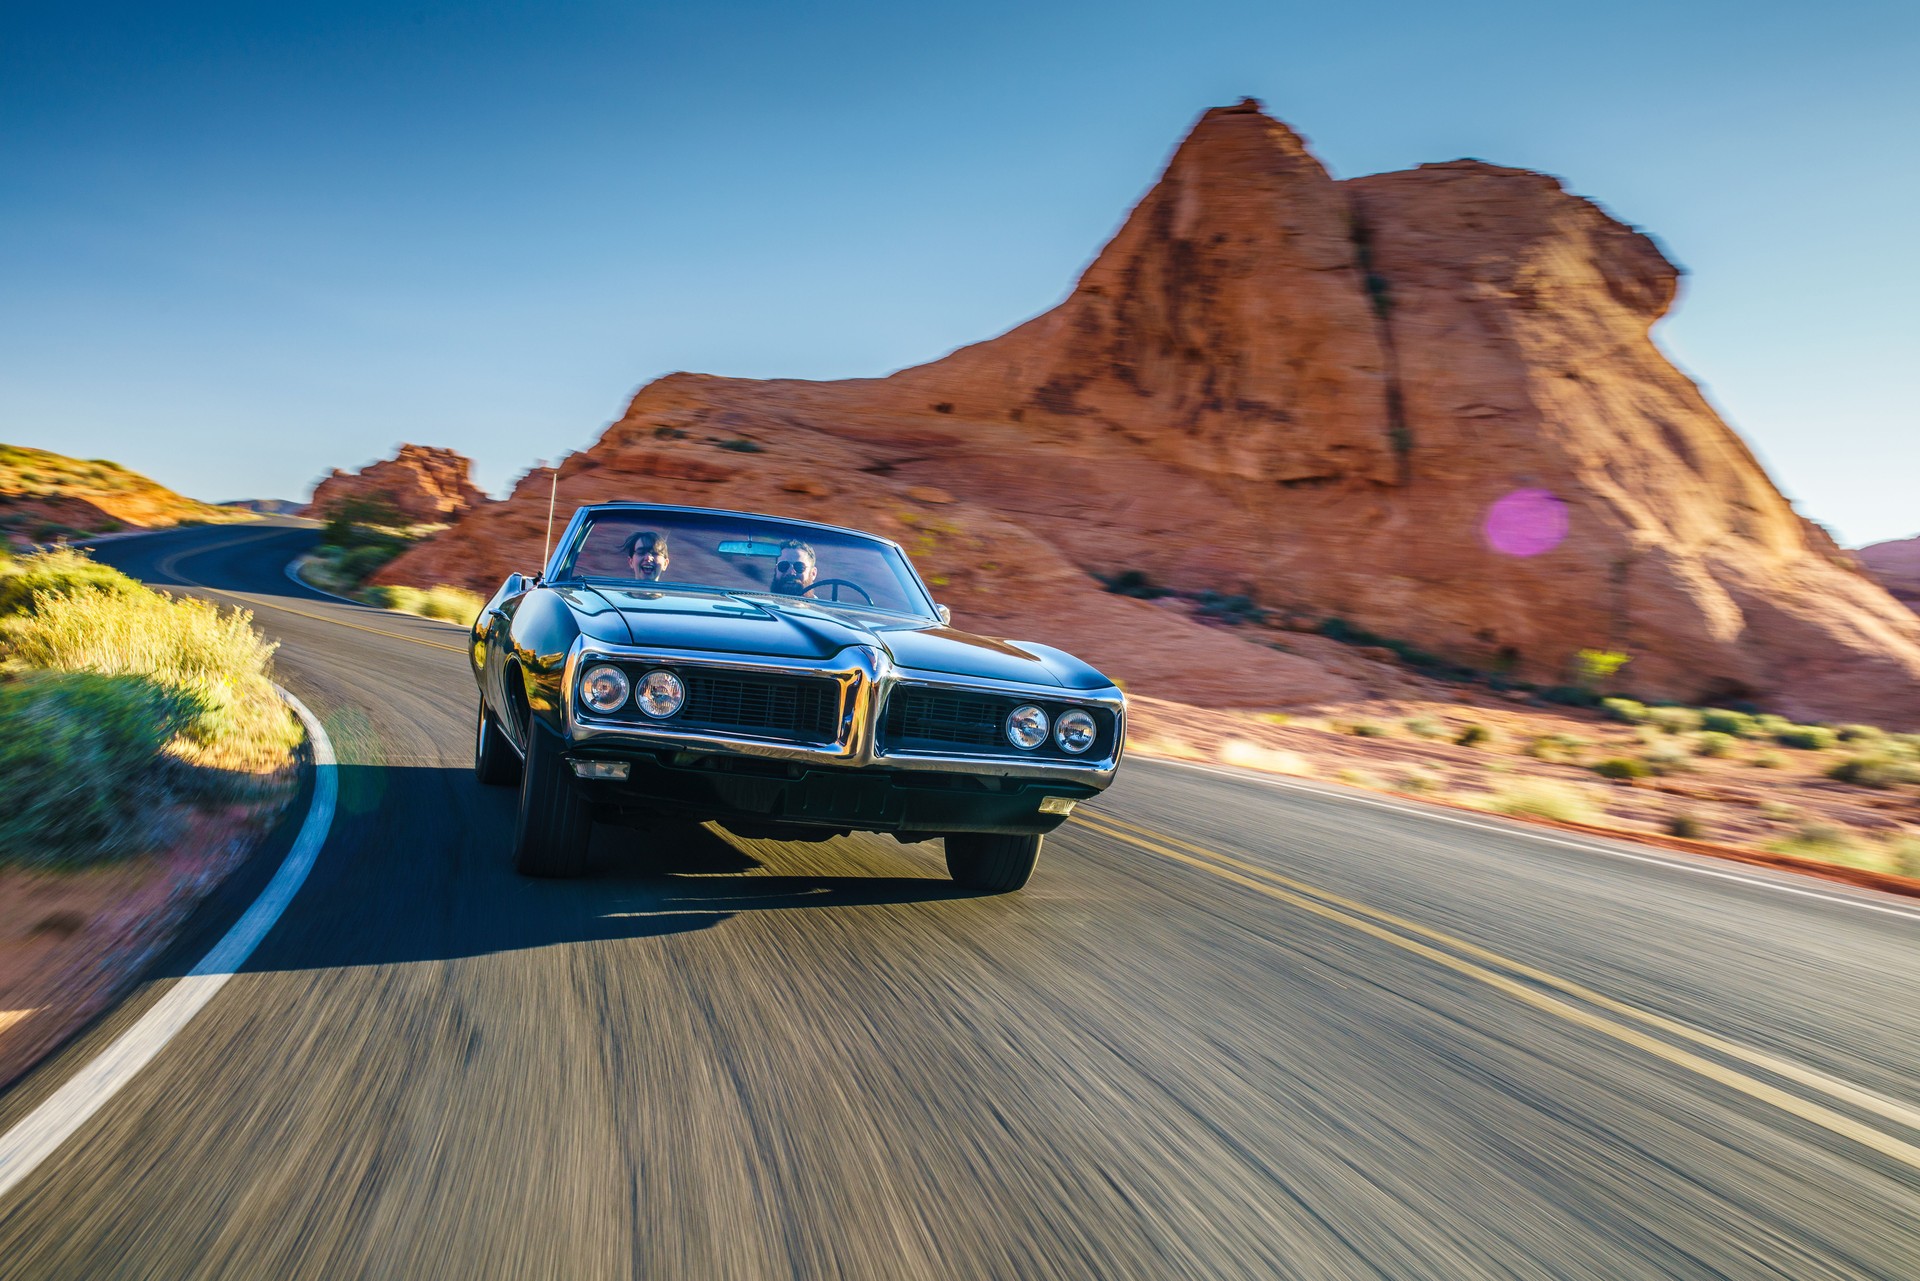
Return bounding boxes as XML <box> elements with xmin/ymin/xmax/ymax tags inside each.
<box><xmin>3</xmin><ymin>0</ymin><xmax>1915</xmax><ymax>545</ymax></box>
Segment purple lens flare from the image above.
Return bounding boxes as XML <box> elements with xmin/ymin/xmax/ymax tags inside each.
<box><xmin>1483</xmin><ymin>488</ymin><xmax>1569</xmax><ymax>557</ymax></box>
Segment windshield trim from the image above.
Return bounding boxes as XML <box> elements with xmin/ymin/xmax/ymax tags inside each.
<box><xmin>571</xmin><ymin>574</ymin><xmax>938</xmax><ymax>622</ymax></box>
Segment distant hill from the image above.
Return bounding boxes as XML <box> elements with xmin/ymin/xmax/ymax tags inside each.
<box><xmin>0</xmin><ymin>444</ymin><xmax>255</xmax><ymax>542</ymax></box>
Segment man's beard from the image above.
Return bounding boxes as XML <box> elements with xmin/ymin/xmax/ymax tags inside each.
<box><xmin>772</xmin><ymin>575</ymin><xmax>806</xmax><ymax>596</ymax></box>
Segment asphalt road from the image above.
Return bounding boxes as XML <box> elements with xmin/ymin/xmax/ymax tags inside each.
<box><xmin>2</xmin><ymin>520</ymin><xmax>1918</xmax><ymax>1279</ymax></box>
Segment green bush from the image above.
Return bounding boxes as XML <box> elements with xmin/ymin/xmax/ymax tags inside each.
<box><xmin>1403</xmin><ymin>716</ymin><xmax>1446</xmax><ymax>739</ymax></box>
<box><xmin>1766</xmin><ymin>822</ymin><xmax>1865</xmax><ymax>864</ymax></box>
<box><xmin>0</xmin><ymin>548</ymin><xmax>146</xmax><ymax>615</ymax></box>
<box><xmin>1826</xmin><ymin>755</ymin><xmax>1920</xmax><ymax>789</ymax></box>
<box><xmin>1774</xmin><ymin>724</ymin><xmax>1837</xmax><ymax>751</ymax></box>
<box><xmin>366</xmin><ymin>584</ymin><xmax>485</xmax><ymax>625</ymax></box>
<box><xmin>1599</xmin><ymin>697</ymin><xmax>1648</xmax><ymax>724</ymax></box>
<box><xmin>3</xmin><ymin>584</ymin><xmax>295</xmax><ymax>770</ymax></box>
<box><xmin>1346</xmin><ymin>721</ymin><xmax>1389</xmax><ymax>738</ymax></box>
<box><xmin>1647</xmin><ymin>706</ymin><xmax>1704</xmax><ymax>734</ymax></box>
<box><xmin>1835</xmin><ymin>723</ymin><xmax>1885</xmax><ymax>743</ymax></box>
<box><xmin>1592</xmin><ymin>757</ymin><xmax>1651</xmax><ymax>780</ymax></box>
<box><xmin>1455</xmin><ymin>723</ymin><xmax>1492</xmax><ymax>747</ymax></box>
<box><xmin>335</xmin><ymin>541</ymin><xmax>408</xmax><ymax>583</ymax></box>
<box><xmin>319</xmin><ymin>495</ymin><xmax>404</xmax><ymax>548</ymax></box>
<box><xmin>0</xmin><ymin>672</ymin><xmax>196</xmax><ymax>864</ymax></box>
<box><xmin>1750</xmin><ymin>750</ymin><xmax>1786</xmax><ymax>769</ymax></box>
<box><xmin>1642</xmin><ymin>743</ymin><xmax>1693</xmax><ymax>775</ymax></box>
<box><xmin>1525</xmin><ymin>733</ymin><xmax>1586</xmax><ymax>762</ymax></box>
<box><xmin>1700</xmin><ymin>708</ymin><xmax>1757</xmax><ymax>737</ymax></box>
<box><xmin>1667</xmin><ymin>814</ymin><xmax>1705</xmax><ymax>840</ymax></box>
<box><xmin>1693</xmin><ymin>731</ymin><xmax>1737</xmax><ymax>758</ymax></box>
<box><xmin>1485</xmin><ymin>781</ymin><xmax>1602</xmax><ymax>825</ymax></box>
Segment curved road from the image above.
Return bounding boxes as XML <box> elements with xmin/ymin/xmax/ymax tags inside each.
<box><xmin>2</xmin><ymin>521</ymin><xmax>1918</xmax><ymax>1278</ymax></box>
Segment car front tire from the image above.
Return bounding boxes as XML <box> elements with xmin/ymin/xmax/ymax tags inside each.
<box><xmin>512</xmin><ymin>721</ymin><xmax>592</xmax><ymax>878</ymax></box>
<box><xmin>474</xmin><ymin>698</ymin><xmax>521</xmax><ymax>786</ymax></box>
<box><xmin>944</xmin><ymin>832</ymin><xmax>1041</xmax><ymax>893</ymax></box>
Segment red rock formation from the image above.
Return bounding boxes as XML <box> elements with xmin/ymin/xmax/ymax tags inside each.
<box><xmin>1860</xmin><ymin>537</ymin><xmax>1920</xmax><ymax>611</ymax></box>
<box><xmin>304</xmin><ymin>445</ymin><xmax>489</xmax><ymax>524</ymax></box>
<box><xmin>384</xmin><ymin>100</ymin><xmax>1920</xmax><ymax>724</ymax></box>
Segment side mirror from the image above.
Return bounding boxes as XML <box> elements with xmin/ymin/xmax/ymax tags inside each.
<box><xmin>502</xmin><ymin>572</ymin><xmax>527</xmax><ymax>596</ymax></box>
<box><xmin>936</xmin><ymin>604</ymin><xmax>952</xmax><ymax>625</ymax></box>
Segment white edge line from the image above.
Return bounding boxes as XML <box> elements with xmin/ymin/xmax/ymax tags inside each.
<box><xmin>1136</xmin><ymin>756</ymin><xmax>1920</xmax><ymax>925</ymax></box>
<box><xmin>0</xmin><ymin>687</ymin><xmax>337</xmax><ymax>1204</ymax></box>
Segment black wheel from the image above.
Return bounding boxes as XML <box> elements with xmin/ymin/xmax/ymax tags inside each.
<box><xmin>512</xmin><ymin>721</ymin><xmax>592</xmax><ymax>878</ymax></box>
<box><xmin>474</xmin><ymin>698</ymin><xmax>521</xmax><ymax>786</ymax></box>
<box><xmin>944</xmin><ymin>832</ymin><xmax>1042</xmax><ymax>893</ymax></box>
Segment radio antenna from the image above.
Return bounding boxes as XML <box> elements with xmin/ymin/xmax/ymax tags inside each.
<box><xmin>541</xmin><ymin>463</ymin><xmax>559</xmax><ymax>571</ymax></box>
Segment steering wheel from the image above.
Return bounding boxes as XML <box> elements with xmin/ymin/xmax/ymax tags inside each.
<box><xmin>802</xmin><ymin>578</ymin><xmax>874</xmax><ymax>605</ymax></box>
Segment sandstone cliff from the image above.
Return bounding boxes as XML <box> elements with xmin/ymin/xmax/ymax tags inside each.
<box><xmin>1860</xmin><ymin>536</ymin><xmax>1920</xmax><ymax>611</ymax></box>
<box><xmin>1</xmin><ymin>443</ymin><xmax>249</xmax><ymax>539</ymax></box>
<box><xmin>383</xmin><ymin>100</ymin><xmax>1920</xmax><ymax>725</ymax></box>
<box><xmin>304</xmin><ymin>445</ymin><xmax>489</xmax><ymax>524</ymax></box>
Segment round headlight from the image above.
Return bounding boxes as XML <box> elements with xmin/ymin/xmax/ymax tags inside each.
<box><xmin>635</xmin><ymin>668</ymin><xmax>686</xmax><ymax>719</ymax></box>
<box><xmin>1054</xmin><ymin>708</ymin><xmax>1097</xmax><ymax>754</ymax></box>
<box><xmin>580</xmin><ymin>664</ymin><xmax>631</xmax><ymax>713</ymax></box>
<box><xmin>1005</xmin><ymin>704</ymin><xmax>1049</xmax><ymax>750</ymax></box>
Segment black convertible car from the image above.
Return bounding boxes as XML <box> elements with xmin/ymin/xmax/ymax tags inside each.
<box><xmin>471</xmin><ymin>502</ymin><xmax>1126</xmax><ymax>890</ymax></box>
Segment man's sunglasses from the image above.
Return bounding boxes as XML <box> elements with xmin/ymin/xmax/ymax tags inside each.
<box><xmin>775</xmin><ymin>559</ymin><xmax>807</xmax><ymax>572</ymax></box>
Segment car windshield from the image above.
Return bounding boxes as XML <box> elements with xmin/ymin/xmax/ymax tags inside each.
<box><xmin>554</xmin><ymin>508</ymin><xmax>936</xmax><ymax>618</ymax></box>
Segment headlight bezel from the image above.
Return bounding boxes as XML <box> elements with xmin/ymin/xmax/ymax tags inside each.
<box><xmin>1054</xmin><ymin>707</ymin><xmax>1097</xmax><ymax>755</ymax></box>
<box><xmin>1005</xmin><ymin>703</ymin><xmax>1050</xmax><ymax>751</ymax></box>
<box><xmin>634</xmin><ymin>668</ymin><xmax>687</xmax><ymax>719</ymax></box>
<box><xmin>579</xmin><ymin>663</ymin><xmax>632</xmax><ymax>714</ymax></box>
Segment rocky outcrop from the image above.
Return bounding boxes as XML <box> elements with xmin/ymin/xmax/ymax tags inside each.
<box><xmin>383</xmin><ymin>100</ymin><xmax>1920</xmax><ymax>724</ymax></box>
<box><xmin>1860</xmin><ymin>537</ymin><xmax>1920</xmax><ymax>611</ymax></box>
<box><xmin>304</xmin><ymin>445</ymin><xmax>489</xmax><ymax>524</ymax></box>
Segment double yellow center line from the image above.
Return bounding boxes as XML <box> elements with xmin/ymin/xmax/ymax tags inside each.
<box><xmin>1071</xmin><ymin>810</ymin><xmax>1920</xmax><ymax>1174</ymax></box>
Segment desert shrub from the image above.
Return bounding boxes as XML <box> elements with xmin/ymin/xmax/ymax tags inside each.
<box><xmin>1693</xmin><ymin>731</ymin><xmax>1737</xmax><ymax>758</ymax></box>
<box><xmin>1403</xmin><ymin>716</ymin><xmax>1446</xmax><ymax>739</ymax></box>
<box><xmin>336</xmin><ymin>542</ymin><xmax>407</xmax><ymax>583</ymax></box>
<box><xmin>1647</xmin><ymin>706</ymin><xmax>1705</xmax><ymax>734</ymax></box>
<box><xmin>1525</xmin><ymin>732</ymin><xmax>1586</xmax><ymax>762</ymax></box>
<box><xmin>1642</xmin><ymin>742</ymin><xmax>1693</xmax><ymax>775</ymax></box>
<box><xmin>1255</xmin><ymin>712</ymin><xmax>1290</xmax><ymax>726</ymax></box>
<box><xmin>1753</xmin><ymin>713</ymin><xmax>1794</xmax><ymax>737</ymax></box>
<box><xmin>1346</xmin><ymin>721</ymin><xmax>1389</xmax><ymax>738</ymax></box>
<box><xmin>1100</xmin><ymin>570</ymin><xmax>1169</xmax><ymax>600</ymax></box>
<box><xmin>1334</xmin><ymin>768</ymin><xmax>1379</xmax><ymax>788</ymax></box>
<box><xmin>1766</xmin><ymin>822</ymin><xmax>1867</xmax><ymax>864</ymax></box>
<box><xmin>1393</xmin><ymin>766</ymin><xmax>1442</xmax><ymax>794</ymax></box>
<box><xmin>1750</xmin><ymin>750</ymin><xmax>1786</xmax><ymax>769</ymax></box>
<box><xmin>319</xmin><ymin>495</ymin><xmax>405</xmax><ymax>547</ymax></box>
<box><xmin>1195</xmin><ymin>592</ymin><xmax>1266</xmax><ymax>625</ymax></box>
<box><xmin>366</xmin><ymin>584</ymin><xmax>485</xmax><ymax>625</ymax></box>
<box><xmin>1774</xmin><ymin>724</ymin><xmax>1837</xmax><ymax>751</ymax></box>
<box><xmin>1758</xmin><ymin>799</ymin><xmax>1797</xmax><ymax>820</ymax></box>
<box><xmin>1700</xmin><ymin>708</ymin><xmax>1757</xmax><ymax>737</ymax></box>
<box><xmin>1486</xmin><ymin>781</ymin><xmax>1602</xmax><ymax>825</ymax></box>
<box><xmin>0</xmin><ymin>672</ymin><xmax>197</xmax><ymax>864</ymax></box>
<box><xmin>715</xmin><ymin>437</ymin><xmax>764</xmax><ymax>452</ymax></box>
<box><xmin>1834</xmin><ymin>723</ymin><xmax>1885</xmax><ymax>743</ymax></box>
<box><xmin>1455</xmin><ymin>723</ymin><xmax>1492</xmax><ymax>747</ymax></box>
<box><xmin>1593</xmin><ymin>757</ymin><xmax>1651</xmax><ymax>780</ymax></box>
<box><xmin>3</xmin><ymin>584</ymin><xmax>296</xmax><ymax>770</ymax></box>
<box><xmin>1891</xmin><ymin>836</ymin><xmax>1920</xmax><ymax>879</ymax></box>
<box><xmin>1539</xmin><ymin>685</ymin><xmax>1601</xmax><ymax>708</ymax></box>
<box><xmin>1600</xmin><ymin>697</ymin><xmax>1648</xmax><ymax>724</ymax></box>
<box><xmin>0</xmin><ymin>548</ymin><xmax>146</xmax><ymax>615</ymax></box>
<box><xmin>1826</xmin><ymin>755</ymin><xmax>1920</xmax><ymax>789</ymax></box>
<box><xmin>1667</xmin><ymin>813</ymin><xmax>1705</xmax><ymax>840</ymax></box>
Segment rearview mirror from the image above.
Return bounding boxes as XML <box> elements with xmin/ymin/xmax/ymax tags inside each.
<box><xmin>718</xmin><ymin>539</ymin><xmax>782</xmax><ymax>557</ymax></box>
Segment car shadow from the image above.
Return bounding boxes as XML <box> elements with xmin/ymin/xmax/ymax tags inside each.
<box><xmin>175</xmin><ymin>764</ymin><xmax>982</xmax><ymax>978</ymax></box>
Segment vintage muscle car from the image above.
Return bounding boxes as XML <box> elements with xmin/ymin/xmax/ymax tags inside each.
<box><xmin>471</xmin><ymin>502</ymin><xmax>1126</xmax><ymax>890</ymax></box>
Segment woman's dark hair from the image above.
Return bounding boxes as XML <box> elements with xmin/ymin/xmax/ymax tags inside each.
<box><xmin>622</xmin><ymin>530</ymin><xmax>669</xmax><ymax>558</ymax></box>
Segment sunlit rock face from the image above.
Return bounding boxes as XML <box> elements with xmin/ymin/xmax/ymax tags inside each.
<box><xmin>304</xmin><ymin>445</ymin><xmax>490</xmax><ymax>524</ymax></box>
<box><xmin>385</xmin><ymin>100</ymin><xmax>1920</xmax><ymax>724</ymax></box>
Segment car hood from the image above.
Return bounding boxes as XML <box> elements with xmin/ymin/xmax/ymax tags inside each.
<box><xmin>584</xmin><ymin>587</ymin><xmax>1071</xmax><ymax>687</ymax></box>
